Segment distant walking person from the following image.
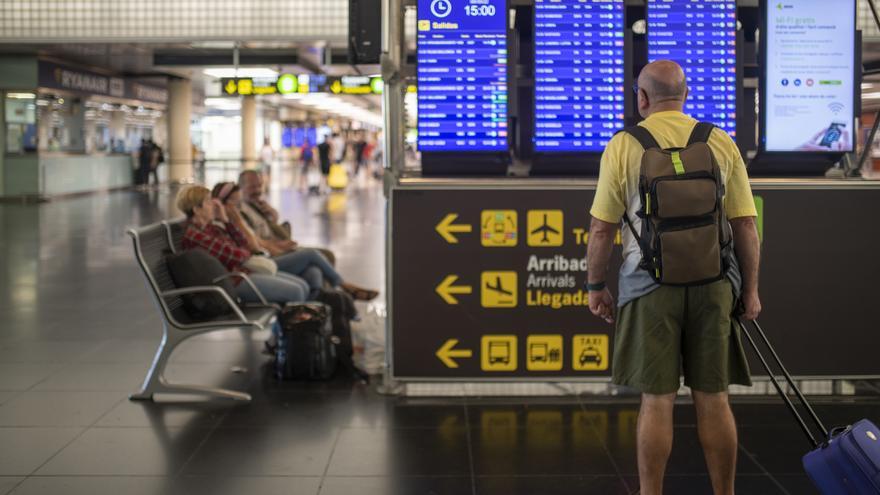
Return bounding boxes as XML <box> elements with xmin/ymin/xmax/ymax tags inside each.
<box><xmin>353</xmin><ymin>133</ymin><xmax>367</xmax><ymax>177</ymax></box>
<box><xmin>331</xmin><ymin>132</ymin><xmax>347</xmax><ymax>165</ymax></box>
<box><xmin>148</xmin><ymin>140</ymin><xmax>164</xmax><ymax>186</ymax></box>
<box><xmin>137</xmin><ymin>139</ymin><xmax>152</xmax><ymax>187</ymax></box>
<box><xmin>317</xmin><ymin>136</ymin><xmax>332</xmax><ymax>187</ymax></box>
<box><xmin>259</xmin><ymin>138</ymin><xmax>274</xmax><ymax>190</ymax></box>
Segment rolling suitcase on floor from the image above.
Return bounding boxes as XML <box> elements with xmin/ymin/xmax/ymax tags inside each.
<box><xmin>327</xmin><ymin>163</ymin><xmax>348</xmax><ymax>190</ymax></box>
<box><xmin>737</xmin><ymin>319</ymin><xmax>880</xmax><ymax>494</ymax></box>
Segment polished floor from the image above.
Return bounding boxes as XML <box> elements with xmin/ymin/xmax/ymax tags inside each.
<box><xmin>0</xmin><ymin>173</ymin><xmax>878</xmax><ymax>495</ymax></box>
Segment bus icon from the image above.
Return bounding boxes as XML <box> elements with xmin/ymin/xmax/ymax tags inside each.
<box><xmin>489</xmin><ymin>341</ymin><xmax>510</xmax><ymax>365</ymax></box>
<box><xmin>481</xmin><ymin>336</ymin><xmax>517</xmax><ymax>371</ymax></box>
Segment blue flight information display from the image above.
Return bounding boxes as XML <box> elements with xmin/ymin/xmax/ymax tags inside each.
<box><xmin>647</xmin><ymin>0</ymin><xmax>737</xmax><ymax>138</ymax></box>
<box><xmin>417</xmin><ymin>0</ymin><xmax>508</xmax><ymax>152</ymax></box>
<box><xmin>534</xmin><ymin>0</ymin><xmax>626</xmax><ymax>153</ymax></box>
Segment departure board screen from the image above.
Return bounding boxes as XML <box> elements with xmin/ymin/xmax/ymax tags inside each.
<box><xmin>534</xmin><ymin>0</ymin><xmax>626</xmax><ymax>153</ymax></box>
<box><xmin>647</xmin><ymin>0</ymin><xmax>737</xmax><ymax>138</ymax></box>
<box><xmin>417</xmin><ymin>0</ymin><xmax>508</xmax><ymax>153</ymax></box>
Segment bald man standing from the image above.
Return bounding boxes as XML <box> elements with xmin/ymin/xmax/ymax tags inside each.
<box><xmin>585</xmin><ymin>61</ymin><xmax>762</xmax><ymax>495</ymax></box>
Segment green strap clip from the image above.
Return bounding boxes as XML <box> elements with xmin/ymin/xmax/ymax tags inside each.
<box><xmin>671</xmin><ymin>151</ymin><xmax>685</xmax><ymax>175</ymax></box>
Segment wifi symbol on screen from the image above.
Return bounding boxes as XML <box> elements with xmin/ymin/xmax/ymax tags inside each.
<box><xmin>828</xmin><ymin>102</ymin><xmax>845</xmax><ymax>115</ymax></box>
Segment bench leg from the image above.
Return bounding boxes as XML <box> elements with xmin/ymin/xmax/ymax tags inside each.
<box><xmin>130</xmin><ymin>324</ymin><xmax>252</xmax><ymax>402</ymax></box>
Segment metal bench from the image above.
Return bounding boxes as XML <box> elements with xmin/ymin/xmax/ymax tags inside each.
<box><xmin>128</xmin><ymin>221</ymin><xmax>277</xmax><ymax>402</ymax></box>
<box><xmin>163</xmin><ymin>217</ymin><xmax>186</xmax><ymax>255</ymax></box>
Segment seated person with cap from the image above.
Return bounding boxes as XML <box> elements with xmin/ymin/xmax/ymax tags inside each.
<box><xmin>237</xmin><ymin>169</ymin><xmax>336</xmax><ymax>265</ymax></box>
<box><xmin>213</xmin><ymin>181</ymin><xmax>379</xmax><ymax>302</ymax></box>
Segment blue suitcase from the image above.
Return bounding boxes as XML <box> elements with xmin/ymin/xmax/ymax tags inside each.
<box><xmin>803</xmin><ymin>419</ymin><xmax>880</xmax><ymax>494</ymax></box>
<box><xmin>738</xmin><ymin>319</ymin><xmax>880</xmax><ymax>495</ymax></box>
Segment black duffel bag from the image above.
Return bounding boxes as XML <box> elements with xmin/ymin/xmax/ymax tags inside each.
<box><xmin>275</xmin><ymin>303</ymin><xmax>337</xmax><ymax>381</ymax></box>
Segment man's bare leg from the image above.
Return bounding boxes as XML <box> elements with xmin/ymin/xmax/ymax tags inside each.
<box><xmin>638</xmin><ymin>393</ymin><xmax>676</xmax><ymax>495</ymax></box>
<box><xmin>693</xmin><ymin>391</ymin><xmax>737</xmax><ymax>495</ymax></box>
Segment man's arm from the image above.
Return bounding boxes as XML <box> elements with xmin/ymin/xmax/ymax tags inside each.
<box><xmin>730</xmin><ymin>216</ymin><xmax>761</xmax><ymax>320</ymax></box>
<box><xmin>586</xmin><ymin>217</ymin><xmax>618</xmax><ymax>323</ymax></box>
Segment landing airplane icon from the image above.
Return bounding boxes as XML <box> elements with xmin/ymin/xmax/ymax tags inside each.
<box><xmin>485</xmin><ymin>276</ymin><xmax>513</xmax><ymax>297</ymax></box>
<box><xmin>530</xmin><ymin>213</ymin><xmax>560</xmax><ymax>244</ymax></box>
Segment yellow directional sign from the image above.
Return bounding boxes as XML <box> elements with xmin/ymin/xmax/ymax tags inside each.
<box><xmin>527</xmin><ymin>210</ymin><xmax>564</xmax><ymax>247</ymax></box>
<box><xmin>481</xmin><ymin>210</ymin><xmax>518</xmax><ymax>247</ymax></box>
<box><xmin>481</xmin><ymin>335</ymin><xmax>517</xmax><ymax>371</ymax></box>
<box><xmin>237</xmin><ymin>78</ymin><xmax>254</xmax><ymax>95</ymax></box>
<box><xmin>526</xmin><ymin>335</ymin><xmax>563</xmax><ymax>371</ymax></box>
<box><xmin>330</xmin><ymin>79</ymin><xmax>342</xmax><ymax>94</ymax></box>
<box><xmin>480</xmin><ymin>271</ymin><xmax>517</xmax><ymax>308</ymax></box>
<box><xmin>435</xmin><ymin>275</ymin><xmax>473</xmax><ymax>305</ymax></box>
<box><xmin>572</xmin><ymin>334</ymin><xmax>609</xmax><ymax>371</ymax></box>
<box><xmin>435</xmin><ymin>213</ymin><xmax>472</xmax><ymax>244</ymax></box>
<box><xmin>436</xmin><ymin>339</ymin><xmax>473</xmax><ymax>368</ymax></box>
<box><xmin>224</xmin><ymin>79</ymin><xmax>237</xmax><ymax>95</ymax></box>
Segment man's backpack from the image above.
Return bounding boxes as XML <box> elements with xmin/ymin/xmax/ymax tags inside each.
<box><xmin>621</xmin><ymin>122</ymin><xmax>733</xmax><ymax>286</ymax></box>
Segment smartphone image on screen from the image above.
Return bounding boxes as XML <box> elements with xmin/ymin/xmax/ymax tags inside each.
<box><xmin>819</xmin><ymin>122</ymin><xmax>845</xmax><ymax>148</ymax></box>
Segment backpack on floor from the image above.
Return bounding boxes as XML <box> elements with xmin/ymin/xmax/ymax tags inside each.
<box><xmin>275</xmin><ymin>303</ymin><xmax>337</xmax><ymax>381</ymax></box>
<box><xmin>315</xmin><ymin>288</ymin><xmax>370</xmax><ymax>383</ymax></box>
<box><xmin>620</xmin><ymin>122</ymin><xmax>733</xmax><ymax>286</ymax></box>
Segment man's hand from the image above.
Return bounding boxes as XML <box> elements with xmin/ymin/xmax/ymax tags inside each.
<box><xmin>739</xmin><ymin>289</ymin><xmax>762</xmax><ymax>321</ymax></box>
<box><xmin>730</xmin><ymin>216</ymin><xmax>762</xmax><ymax>322</ymax></box>
<box><xmin>589</xmin><ymin>288</ymin><xmax>616</xmax><ymax>324</ymax></box>
<box><xmin>280</xmin><ymin>239</ymin><xmax>298</xmax><ymax>250</ymax></box>
<box><xmin>256</xmin><ymin>199</ymin><xmax>279</xmax><ymax>223</ymax></box>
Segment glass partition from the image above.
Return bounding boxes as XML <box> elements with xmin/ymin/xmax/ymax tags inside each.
<box><xmin>4</xmin><ymin>92</ymin><xmax>37</xmax><ymax>154</ymax></box>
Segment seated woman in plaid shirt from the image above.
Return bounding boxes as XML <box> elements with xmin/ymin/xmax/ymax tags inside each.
<box><xmin>176</xmin><ymin>185</ymin><xmax>310</xmax><ymax>304</ymax></box>
<box><xmin>211</xmin><ymin>181</ymin><xmax>378</xmax><ymax>301</ymax></box>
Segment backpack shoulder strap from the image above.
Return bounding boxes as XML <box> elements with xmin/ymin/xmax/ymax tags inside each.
<box><xmin>687</xmin><ymin>122</ymin><xmax>716</xmax><ymax>146</ymax></box>
<box><xmin>619</xmin><ymin>125</ymin><xmax>661</xmax><ymax>150</ymax></box>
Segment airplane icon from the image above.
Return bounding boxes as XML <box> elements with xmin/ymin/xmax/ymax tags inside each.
<box><xmin>530</xmin><ymin>213</ymin><xmax>560</xmax><ymax>244</ymax></box>
<box><xmin>481</xmin><ymin>271</ymin><xmax>517</xmax><ymax>308</ymax></box>
<box><xmin>485</xmin><ymin>276</ymin><xmax>513</xmax><ymax>297</ymax></box>
<box><xmin>527</xmin><ymin>210</ymin><xmax>564</xmax><ymax>247</ymax></box>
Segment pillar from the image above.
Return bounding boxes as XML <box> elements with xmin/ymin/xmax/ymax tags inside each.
<box><xmin>167</xmin><ymin>77</ymin><xmax>193</xmax><ymax>182</ymax></box>
<box><xmin>242</xmin><ymin>95</ymin><xmax>257</xmax><ymax>169</ymax></box>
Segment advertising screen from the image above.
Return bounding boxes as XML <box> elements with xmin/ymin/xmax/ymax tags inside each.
<box><xmin>534</xmin><ymin>0</ymin><xmax>626</xmax><ymax>153</ymax></box>
<box><xmin>417</xmin><ymin>0</ymin><xmax>509</xmax><ymax>153</ymax></box>
<box><xmin>647</xmin><ymin>0</ymin><xmax>738</xmax><ymax>138</ymax></box>
<box><xmin>763</xmin><ymin>0</ymin><xmax>855</xmax><ymax>152</ymax></box>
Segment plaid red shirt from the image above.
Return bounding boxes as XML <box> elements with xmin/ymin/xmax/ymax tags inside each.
<box><xmin>182</xmin><ymin>220</ymin><xmax>252</xmax><ymax>272</ymax></box>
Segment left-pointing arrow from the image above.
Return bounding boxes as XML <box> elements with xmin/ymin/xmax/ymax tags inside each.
<box><xmin>436</xmin><ymin>338</ymin><xmax>473</xmax><ymax>368</ymax></box>
<box><xmin>436</xmin><ymin>213</ymin><xmax>472</xmax><ymax>244</ymax></box>
<box><xmin>436</xmin><ymin>275</ymin><xmax>473</xmax><ymax>305</ymax></box>
<box><xmin>225</xmin><ymin>80</ymin><xmax>237</xmax><ymax>94</ymax></box>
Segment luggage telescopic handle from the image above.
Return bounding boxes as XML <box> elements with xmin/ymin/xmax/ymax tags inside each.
<box><xmin>737</xmin><ymin>318</ymin><xmax>830</xmax><ymax>448</ymax></box>
<box><xmin>748</xmin><ymin>319</ymin><xmax>829</xmax><ymax>438</ymax></box>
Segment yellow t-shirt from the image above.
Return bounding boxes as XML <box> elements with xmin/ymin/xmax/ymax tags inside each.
<box><xmin>590</xmin><ymin>111</ymin><xmax>757</xmax><ymax>224</ymax></box>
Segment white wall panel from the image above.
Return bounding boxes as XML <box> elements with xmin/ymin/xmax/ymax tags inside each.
<box><xmin>0</xmin><ymin>0</ymin><xmax>348</xmax><ymax>42</ymax></box>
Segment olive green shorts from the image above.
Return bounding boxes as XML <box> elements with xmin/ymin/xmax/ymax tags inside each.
<box><xmin>612</xmin><ymin>279</ymin><xmax>752</xmax><ymax>395</ymax></box>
